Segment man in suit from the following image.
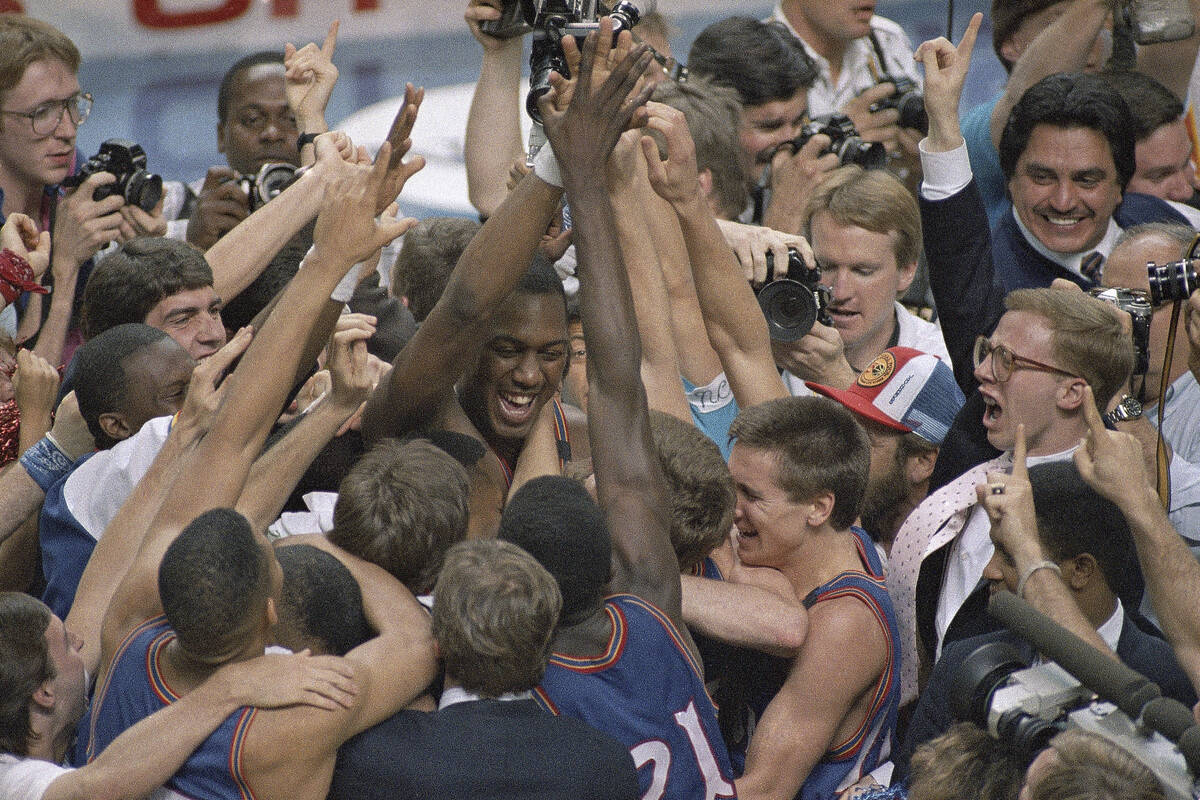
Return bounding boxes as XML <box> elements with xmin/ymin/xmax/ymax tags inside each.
<box><xmin>897</xmin><ymin>459</ymin><xmax>1196</xmax><ymax>776</ymax></box>
<box><xmin>329</xmin><ymin>539</ymin><xmax>639</xmax><ymax>800</ymax></box>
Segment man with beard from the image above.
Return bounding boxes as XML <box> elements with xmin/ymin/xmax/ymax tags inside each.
<box><xmin>807</xmin><ymin>347</ymin><xmax>964</xmax><ymax>555</ymax></box>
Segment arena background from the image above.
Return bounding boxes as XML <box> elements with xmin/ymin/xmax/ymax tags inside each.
<box><xmin>18</xmin><ymin>0</ymin><xmax>995</xmax><ymax>218</ymax></box>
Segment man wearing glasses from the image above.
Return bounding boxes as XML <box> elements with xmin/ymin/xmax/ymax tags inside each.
<box><xmin>887</xmin><ymin>287</ymin><xmax>1133</xmax><ymax>709</ymax></box>
<box><xmin>0</xmin><ymin>15</ymin><xmax>164</xmax><ymax>362</ymax></box>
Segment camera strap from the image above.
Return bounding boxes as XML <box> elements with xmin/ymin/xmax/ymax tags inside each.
<box><xmin>1155</xmin><ymin>301</ymin><xmax>1182</xmax><ymax>510</ymax></box>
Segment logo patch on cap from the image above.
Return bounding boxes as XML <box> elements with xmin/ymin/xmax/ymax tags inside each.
<box><xmin>857</xmin><ymin>352</ymin><xmax>896</xmax><ymax>388</ymax></box>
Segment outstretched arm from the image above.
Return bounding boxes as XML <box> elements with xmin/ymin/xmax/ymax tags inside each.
<box><xmin>538</xmin><ymin>26</ymin><xmax>681</xmax><ymax>615</ymax></box>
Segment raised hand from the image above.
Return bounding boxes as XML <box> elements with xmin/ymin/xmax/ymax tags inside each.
<box><xmin>312</xmin><ymin>136</ymin><xmax>419</xmax><ymax>269</ymax></box>
<box><xmin>12</xmin><ymin>349</ymin><xmax>60</xmax><ymax>426</ymax></box>
<box><xmin>538</xmin><ymin>20</ymin><xmax>655</xmax><ymax>186</ymax></box>
<box><xmin>0</xmin><ymin>213</ymin><xmax>50</xmax><ymax>281</ymax></box>
<box><xmin>218</xmin><ymin>649</ymin><xmax>359</xmax><ymax>711</ymax></box>
<box><xmin>174</xmin><ymin>326</ymin><xmax>254</xmax><ymax>442</ymax></box>
<box><xmin>1074</xmin><ymin>384</ymin><xmax>1157</xmax><ymax>509</ymax></box>
<box><xmin>285</xmin><ymin>21</ymin><xmax>340</xmax><ymax>135</ymax></box>
<box><xmin>640</xmin><ymin>100</ymin><xmax>702</xmax><ymax>208</ymax></box>
<box><xmin>326</xmin><ymin>312</ymin><xmax>378</xmax><ymax>432</ymax></box>
<box><xmin>465</xmin><ymin>0</ymin><xmax>517</xmax><ymax>50</ymax></box>
<box><xmin>914</xmin><ymin>11</ymin><xmax>982</xmax><ymax>151</ymax></box>
<box><xmin>976</xmin><ymin>424</ymin><xmax>1044</xmax><ymax>564</ymax></box>
<box><xmin>375</xmin><ymin>83</ymin><xmax>426</xmax><ymax>213</ymax></box>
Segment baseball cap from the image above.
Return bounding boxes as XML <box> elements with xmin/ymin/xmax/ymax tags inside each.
<box><xmin>806</xmin><ymin>347</ymin><xmax>964</xmax><ymax>446</ymax></box>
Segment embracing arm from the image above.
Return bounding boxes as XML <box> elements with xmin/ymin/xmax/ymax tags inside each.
<box><xmin>44</xmin><ymin>652</ymin><xmax>358</xmax><ymax>800</ymax></box>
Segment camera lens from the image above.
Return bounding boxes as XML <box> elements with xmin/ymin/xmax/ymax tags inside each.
<box><xmin>896</xmin><ymin>93</ymin><xmax>928</xmax><ymax>134</ymax></box>
<box><xmin>839</xmin><ymin>139</ymin><xmax>887</xmax><ymax>170</ymax></box>
<box><xmin>757</xmin><ymin>279</ymin><xmax>818</xmax><ymax>341</ymax></box>
<box><xmin>125</xmin><ymin>170</ymin><xmax>163</xmax><ymax>213</ymax></box>
<box><xmin>1147</xmin><ymin>259</ymin><xmax>1199</xmax><ymax>305</ymax></box>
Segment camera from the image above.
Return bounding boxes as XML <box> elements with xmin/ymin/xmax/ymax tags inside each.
<box><xmin>234</xmin><ymin>162</ymin><xmax>300</xmax><ymax>211</ymax></box>
<box><xmin>949</xmin><ymin>641</ymin><xmax>1199</xmax><ymax>799</ymax></box>
<box><xmin>867</xmin><ymin>75</ymin><xmax>928</xmax><ymax>134</ymax></box>
<box><xmin>1147</xmin><ymin>257</ymin><xmax>1199</xmax><ymax>306</ymax></box>
<box><xmin>1089</xmin><ymin>287</ymin><xmax>1153</xmax><ymax>376</ymax></box>
<box><xmin>64</xmin><ymin>139</ymin><xmax>162</xmax><ymax>213</ymax></box>
<box><xmin>756</xmin><ymin>248</ymin><xmax>833</xmax><ymax>341</ymax></box>
<box><xmin>479</xmin><ymin>1</ymin><xmax>655</xmax><ymax>122</ymax></box>
<box><xmin>790</xmin><ymin>113</ymin><xmax>887</xmax><ymax>170</ymax></box>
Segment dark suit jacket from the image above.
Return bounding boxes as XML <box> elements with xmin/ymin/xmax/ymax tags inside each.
<box><xmin>894</xmin><ymin>615</ymin><xmax>1198</xmax><ymax>779</ymax></box>
<box><xmin>920</xmin><ymin>182</ymin><xmax>1186</xmax><ymax>491</ymax></box>
<box><xmin>329</xmin><ymin>697</ymin><xmax>640</xmax><ymax>800</ymax></box>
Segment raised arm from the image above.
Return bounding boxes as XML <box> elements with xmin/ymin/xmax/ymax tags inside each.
<box><xmin>1075</xmin><ymin>388</ymin><xmax>1200</xmax><ymax>690</ymax></box>
<box><xmin>537</xmin><ymin>27</ymin><xmax>682</xmax><ymax>615</ymax></box>
<box><xmin>285</xmin><ymin>21</ymin><xmax>340</xmax><ymax>166</ymax></box>
<box><xmin>463</xmin><ymin>0</ymin><xmax>528</xmax><ymax>218</ymax></box>
<box><xmin>987</xmin><ymin>0</ymin><xmax>1109</xmax><ymax>149</ymax></box>
<box><xmin>235</xmin><ymin>314</ymin><xmax>375</xmax><ymax>531</ymax></box>
<box><xmin>607</xmin><ymin>129</ymin><xmax>691</xmax><ymax>423</ymax></box>
<box><xmin>102</xmin><ymin>138</ymin><xmax>415</xmax><ymax>649</ymax></box>
<box><xmin>642</xmin><ymin>101</ymin><xmax>787</xmax><ymax>410</ymax></box>
<box><xmin>361</xmin><ymin>128</ymin><xmax>562</xmax><ymax>442</ymax></box>
<box><xmin>978</xmin><ymin>423</ymin><xmax>1114</xmax><ymax>659</ymax></box>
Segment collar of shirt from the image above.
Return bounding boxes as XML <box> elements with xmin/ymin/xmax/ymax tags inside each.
<box><xmin>438</xmin><ymin>686</ymin><xmax>532</xmax><ymax>710</ymax></box>
<box><xmin>1096</xmin><ymin>599</ymin><xmax>1124</xmax><ymax>653</ymax></box>
<box><xmin>1011</xmin><ymin>204</ymin><xmax>1121</xmax><ymax>277</ymax></box>
<box><xmin>771</xmin><ymin>2</ymin><xmax>878</xmax><ymax>111</ymax></box>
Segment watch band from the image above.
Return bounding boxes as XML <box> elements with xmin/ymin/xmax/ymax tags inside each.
<box><xmin>296</xmin><ymin>132</ymin><xmax>319</xmax><ymax>150</ymax></box>
<box><xmin>1103</xmin><ymin>394</ymin><xmax>1143</xmax><ymax>426</ymax></box>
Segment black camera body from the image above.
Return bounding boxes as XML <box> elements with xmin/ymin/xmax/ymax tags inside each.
<box><xmin>1147</xmin><ymin>257</ymin><xmax>1200</xmax><ymax>306</ymax></box>
<box><xmin>234</xmin><ymin>162</ymin><xmax>300</xmax><ymax>211</ymax></box>
<box><xmin>65</xmin><ymin>139</ymin><xmax>162</xmax><ymax>213</ymax></box>
<box><xmin>756</xmin><ymin>248</ymin><xmax>833</xmax><ymax>342</ymax></box>
<box><xmin>1089</xmin><ymin>287</ymin><xmax>1153</xmax><ymax>376</ymax></box>
<box><xmin>793</xmin><ymin>113</ymin><xmax>887</xmax><ymax>170</ymax></box>
<box><xmin>480</xmin><ymin>0</ymin><xmax>649</xmax><ymax>121</ymax></box>
<box><xmin>868</xmin><ymin>74</ymin><xmax>928</xmax><ymax>133</ymax></box>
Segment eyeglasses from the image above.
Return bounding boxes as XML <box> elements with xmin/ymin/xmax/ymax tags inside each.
<box><xmin>1</xmin><ymin>91</ymin><xmax>92</xmax><ymax>136</ymax></box>
<box><xmin>973</xmin><ymin>336</ymin><xmax>1080</xmax><ymax>383</ymax></box>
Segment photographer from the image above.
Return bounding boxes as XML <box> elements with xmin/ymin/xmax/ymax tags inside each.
<box><xmin>0</xmin><ymin>16</ymin><xmax>166</xmax><ymax>368</ymax></box>
<box><xmin>687</xmin><ymin>16</ymin><xmax>836</xmax><ymax>234</ymax></box>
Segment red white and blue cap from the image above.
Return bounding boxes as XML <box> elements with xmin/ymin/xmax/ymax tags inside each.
<box><xmin>806</xmin><ymin>347</ymin><xmax>964</xmax><ymax>446</ymax></box>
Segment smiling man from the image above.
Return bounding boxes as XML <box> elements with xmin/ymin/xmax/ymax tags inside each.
<box><xmin>723</xmin><ymin>395</ymin><xmax>899</xmax><ymax>799</ymax></box>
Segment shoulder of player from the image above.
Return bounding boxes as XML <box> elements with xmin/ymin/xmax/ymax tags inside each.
<box><xmin>792</xmin><ymin>594</ymin><xmax>888</xmax><ymax>675</ymax></box>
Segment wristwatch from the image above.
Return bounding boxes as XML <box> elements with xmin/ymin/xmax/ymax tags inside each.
<box><xmin>1103</xmin><ymin>394</ymin><xmax>1143</xmax><ymax>426</ymax></box>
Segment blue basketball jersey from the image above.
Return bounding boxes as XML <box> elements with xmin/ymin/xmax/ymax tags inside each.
<box><xmin>797</xmin><ymin>527</ymin><xmax>899</xmax><ymax>800</ymax></box>
<box><xmin>734</xmin><ymin>528</ymin><xmax>899</xmax><ymax>800</ymax></box>
<box><xmin>533</xmin><ymin>594</ymin><xmax>737</xmax><ymax>800</ymax></box>
<box><xmin>84</xmin><ymin>616</ymin><xmax>259</xmax><ymax>800</ymax></box>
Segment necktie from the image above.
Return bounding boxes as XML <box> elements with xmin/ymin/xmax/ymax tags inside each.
<box><xmin>888</xmin><ymin>452</ymin><xmax>1011</xmax><ymax>705</ymax></box>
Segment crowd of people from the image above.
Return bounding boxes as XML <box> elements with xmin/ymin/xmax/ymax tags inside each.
<box><xmin>2</xmin><ymin>0</ymin><xmax>1200</xmax><ymax>798</ymax></box>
